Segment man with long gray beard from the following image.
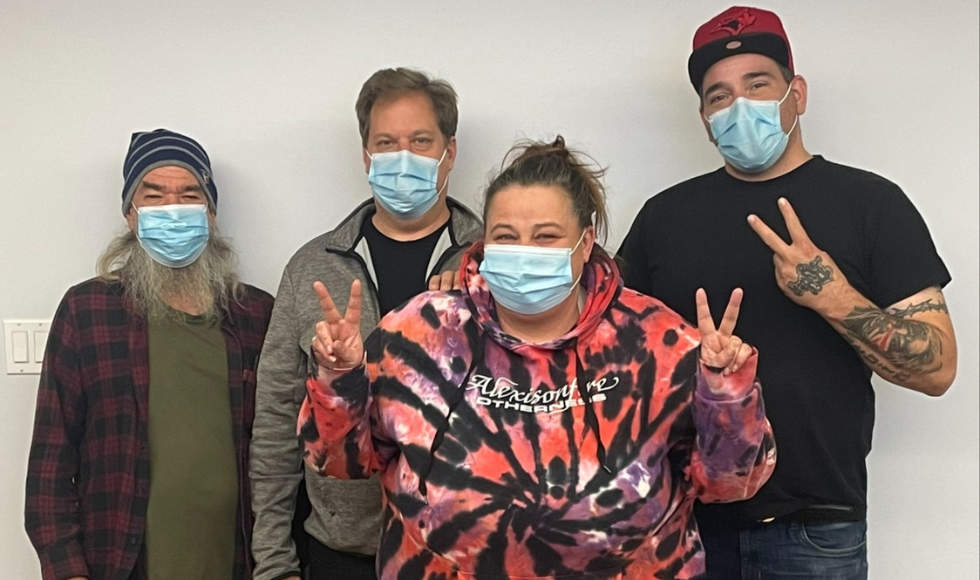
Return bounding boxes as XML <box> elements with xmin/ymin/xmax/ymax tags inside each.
<box><xmin>25</xmin><ymin>129</ymin><xmax>274</xmax><ymax>580</ymax></box>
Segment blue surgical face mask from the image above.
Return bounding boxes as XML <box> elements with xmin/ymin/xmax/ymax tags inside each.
<box><xmin>479</xmin><ymin>232</ymin><xmax>586</xmax><ymax>316</ymax></box>
<box><xmin>136</xmin><ymin>204</ymin><xmax>210</xmax><ymax>268</ymax></box>
<box><xmin>707</xmin><ymin>83</ymin><xmax>798</xmax><ymax>173</ymax></box>
<box><xmin>367</xmin><ymin>148</ymin><xmax>448</xmax><ymax>219</ymax></box>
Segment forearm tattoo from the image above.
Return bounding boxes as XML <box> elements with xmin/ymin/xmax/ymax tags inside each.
<box><xmin>787</xmin><ymin>257</ymin><xmax>834</xmax><ymax>296</ymax></box>
<box><xmin>841</xmin><ymin>298</ymin><xmax>949</xmax><ymax>380</ymax></box>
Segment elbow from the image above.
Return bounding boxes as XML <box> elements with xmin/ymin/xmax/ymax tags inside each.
<box><xmin>922</xmin><ymin>371</ymin><xmax>955</xmax><ymax>397</ymax></box>
<box><xmin>924</xmin><ymin>336</ymin><xmax>958</xmax><ymax>397</ymax></box>
<box><xmin>916</xmin><ymin>363</ymin><xmax>956</xmax><ymax>397</ymax></box>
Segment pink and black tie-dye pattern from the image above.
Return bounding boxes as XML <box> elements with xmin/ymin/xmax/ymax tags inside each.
<box><xmin>300</xmin><ymin>246</ymin><xmax>775</xmax><ymax>580</ymax></box>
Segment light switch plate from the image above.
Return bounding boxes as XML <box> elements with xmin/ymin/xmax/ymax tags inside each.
<box><xmin>4</xmin><ymin>320</ymin><xmax>52</xmax><ymax>375</ymax></box>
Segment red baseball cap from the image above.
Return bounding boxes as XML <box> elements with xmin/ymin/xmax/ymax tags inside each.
<box><xmin>687</xmin><ymin>6</ymin><xmax>793</xmax><ymax>92</ymax></box>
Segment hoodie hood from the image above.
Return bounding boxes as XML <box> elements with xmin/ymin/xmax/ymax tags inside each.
<box><xmin>460</xmin><ymin>242</ymin><xmax>622</xmax><ymax>353</ymax></box>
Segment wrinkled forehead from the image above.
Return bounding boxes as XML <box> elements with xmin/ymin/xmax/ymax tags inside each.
<box><xmin>139</xmin><ymin>165</ymin><xmax>201</xmax><ymax>185</ymax></box>
<box><xmin>368</xmin><ymin>91</ymin><xmax>440</xmax><ymax>135</ymax></box>
<box><xmin>486</xmin><ymin>184</ymin><xmax>578</xmax><ymax>225</ymax></box>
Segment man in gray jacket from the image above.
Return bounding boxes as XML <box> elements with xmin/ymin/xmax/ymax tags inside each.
<box><xmin>250</xmin><ymin>68</ymin><xmax>483</xmax><ymax>580</ymax></box>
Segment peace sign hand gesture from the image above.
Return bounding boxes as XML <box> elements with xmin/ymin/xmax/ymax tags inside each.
<box><xmin>696</xmin><ymin>288</ymin><xmax>753</xmax><ymax>377</ymax></box>
<box><xmin>748</xmin><ymin>198</ymin><xmax>852</xmax><ymax>315</ymax></box>
<box><xmin>311</xmin><ymin>280</ymin><xmax>365</xmax><ymax>371</ymax></box>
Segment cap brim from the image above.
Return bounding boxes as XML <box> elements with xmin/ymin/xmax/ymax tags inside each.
<box><xmin>688</xmin><ymin>33</ymin><xmax>791</xmax><ymax>92</ymax></box>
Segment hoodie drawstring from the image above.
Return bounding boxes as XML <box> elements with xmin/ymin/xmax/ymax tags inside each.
<box><xmin>572</xmin><ymin>339</ymin><xmax>611</xmax><ymax>473</ymax></box>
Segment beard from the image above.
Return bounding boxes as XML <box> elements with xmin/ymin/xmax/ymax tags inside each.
<box><xmin>97</xmin><ymin>228</ymin><xmax>241</xmax><ymax>323</ymax></box>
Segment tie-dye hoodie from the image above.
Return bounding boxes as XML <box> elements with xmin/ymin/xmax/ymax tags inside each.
<box><xmin>300</xmin><ymin>246</ymin><xmax>775</xmax><ymax>580</ymax></box>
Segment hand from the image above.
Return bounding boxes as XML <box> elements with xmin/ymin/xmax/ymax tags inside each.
<box><xmin>312</xmin><ymin>280</ymin><xmax>364</xmax><ymax>370</ymax></box>
<box><xmin>696</xmin><ymin>287</ymin><xmax>753</xmax><ymax>375</ymax></box>
<box><xmin>748</xmin><ymin>198</ymin><xmax>851</xmax><ymax>314</ymax></box>
<box><xmin>428</xmin><ymin>269</ymin><xmax>461</xmax><ymax>291</ymax></box>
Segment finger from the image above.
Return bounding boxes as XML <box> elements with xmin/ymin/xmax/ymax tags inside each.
<box><xmin>345</xmin><ymin>279</ymin><xmax>362</xmax><ymax>326</ymax></box>
<box><xmin>438</xmin><ymin>270</ymin><xmax>455</xmax><ymax>291</ymax></box>
<box><xmin>722</xmin><ymin>336</ymin><xmax>742</xmax><ymax>375</ymax></box>
<box><xmin>428</xmin><ymin>274</ymin><xmax>441</xmax><ymax>291</ymax></box>
<box><xmin>330</xmin><ymin>338</ymin><xmax>356</xmax><ymax>364</ymax></box>
<box><xmin>332</xmin><ymin>323</ymin><xmax>363</xmax><ymax>366</ymax></box>
<box><xmin>778</xmin><ymin>198</ymin><xmax>812</xmax><ymax>245</ymax></box>
<box><xmin>717</xmin><ymin>288</ymin><xmax>744</xmax><ymax>338</ymax></box>
<box><xmin>314</xmin><ymin>281</ymin><xmax>342</xmax><ymax>324</ymax></box>
<box><xmin>452</xmin><ymin>270</ymin><xmax>462</xmax><ymax>290</ymax></box>
<box><xmin>731</xmin><ymin>342</ymin><xmax>753</xmax><ymax>374</ymax></box>
<box><xmin>312</xmin><ymin>323</ymin><xmax>335</xmax><ymax>364</ymax></box>
<box><xmin>747</xmin><ymin>214</ymin><xmax>790</xmax><ymax>254</ymax></box>
<box><xmin>695</xmin><ymin>288</ymin><xmax>717</xmax><ymax>337</ymax></box>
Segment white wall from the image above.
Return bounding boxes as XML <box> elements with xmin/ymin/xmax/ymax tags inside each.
<box><xmin>1</xmin><ymin>1</ymin><xmax>976</xmax><ymax>577</ymax></box>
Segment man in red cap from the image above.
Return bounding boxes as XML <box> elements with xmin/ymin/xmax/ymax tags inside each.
<box><xmin>618</xmin><ymin>6</ymin><xmax>957</xmax><ymax>579</ymax></box>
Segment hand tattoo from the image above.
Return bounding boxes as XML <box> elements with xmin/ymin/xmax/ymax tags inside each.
<box><xmin>787</xmin><ymin>256</ymin><xmax>834</xmax><ymax>296</ymax></box>
<box><xmin>841</xmin><ymin>299</ymin><xmax>947</xmax><ymax>376</ymax></box>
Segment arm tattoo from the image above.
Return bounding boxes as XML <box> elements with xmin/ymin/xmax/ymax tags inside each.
<box><xmin>841</xmin><ymin>299</ymin><xmax>947</xmax><ymax>376</ymax></box>
<box><xmin>889</xmin><ymin>299</ymin><xmax>949</xmax><ymax>319</ymax></box>
<box><xmin>787</xmin><ymin>256</ymin><xmax>834</xmax><ymax>296</ymax></box>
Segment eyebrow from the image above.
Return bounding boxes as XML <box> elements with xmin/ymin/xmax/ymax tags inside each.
<box><xmin>489</xmin><ymin>223</ymin><xmax>516</xmax><ymax>234</ymax></box>
<box><xmin>371</xmin><ymin>129</ymin><xmax>435</xmax><ymax>140</ymax></box>
<box><xmin>743</xmin><ymin>70</ymin><xmax>776</xmax><ymax>82</ymax></box>
<box><xmin>488</xmin><ymin>222</ymin><xmax>566</xmax><ymax>234</ymax></box>
<box><xmin>533</xmin><ymin>222</ymin><xmax>564</xmax><ymax>231</ymax></box>
<box><xmin>140</xmin><ymin>180</ymin><xmax>203</xmax><ymax>193</ymax></box>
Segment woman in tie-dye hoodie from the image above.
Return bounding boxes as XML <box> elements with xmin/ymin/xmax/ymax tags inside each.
<box><xmin>299</xmin><ymin>137</ymin><xmax>776</xmax><ymax>580</ymax></box>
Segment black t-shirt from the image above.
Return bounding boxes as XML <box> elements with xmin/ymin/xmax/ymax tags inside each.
<box><xmin>361</xmin><ymin>217</ymin><xmax>449</xmax><ymax>316</ymax></box>
<box><xmin>617</xmin><ymin>156</ymin><xmax>951</xmax><ymax>526</ymax></box>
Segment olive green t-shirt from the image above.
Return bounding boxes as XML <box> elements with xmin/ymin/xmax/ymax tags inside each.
<box><xmin>145</xmin><ymin>312</ymin><xmax>238</xmax><ymax>580</ymax></box>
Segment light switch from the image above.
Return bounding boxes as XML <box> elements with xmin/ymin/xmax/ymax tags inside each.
<box><xmin>12</xmin><ymin>331</ymin><xmax>29</xmax><ymax>363</ymax></box>
<box><xmin>4</xmin><ymin>319</ymin><xmax>52</xmax><ymax>375</ymax></box>
<box><xmin>33</xmin><ymin>331</ymin><xmax>49</xmax><ymax>363</ymax></box>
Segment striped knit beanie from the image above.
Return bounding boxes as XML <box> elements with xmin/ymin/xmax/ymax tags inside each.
<box><xmin>121</xmin><ymin>129</ymin><xmax>218</xmax><ymax>215</ymax></box>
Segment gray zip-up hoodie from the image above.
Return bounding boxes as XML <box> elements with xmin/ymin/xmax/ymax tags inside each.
<box><xmin>250</xmin><ymin>198</ymin><xmax>483</xmax><ymax>580</ymax></box>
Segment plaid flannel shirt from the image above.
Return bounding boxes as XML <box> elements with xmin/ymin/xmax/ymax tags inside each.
<box><xmin>25</xmin><ymin>277</ymin><xmax>274</xmax><ymax>580</ymax></box>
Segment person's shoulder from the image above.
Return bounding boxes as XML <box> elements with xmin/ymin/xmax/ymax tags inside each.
<box><xmin>50</xmin><ymin>277</ymin><xmax>126</xmax><ymax>325</ymax></box>
<box><xmin>615</xmin><ymin>287</ymin><xmax>699</xmax><ymax>344</ymax></box>
<box><xmin>283</xmin><ymin>201</ymin><xmax>374</xmax><ymax>270</ymax></box>
<box><xmin>810</xmin><ymin>157</ymin><xmax>904</xmax><ymax>197</ymax></box>
<box><xmin>447</xmin><ymin>197</ymin><xmax>484</xmax><ymax>244</ymax></box>
<box><xmin>236</xmin><ymin>282</ymin><xmax>275</xmax><ymax>311</ymax></box>
<box><xmin>226</xmin><ymin>284</ymin><xmax>275</xmax><ymax>337</ymax></box>
<box><xmin>61</xmin><ymin>276</ymin><xmax>125</xmax><ymax>304</ymax></box>
<box><xmin>285</xmin><ymin>231</ymin><xmax>339</xmax><ymax>268</ymax></box>
<box><xmin>380</xmin><ymin>290</ymin><xmax>469</xmax><ymax>334</ymax></box>
<box><xmin>640</xmin><ymin>169</ymin><xmax>724</xmax><ymax>212</ymax></box>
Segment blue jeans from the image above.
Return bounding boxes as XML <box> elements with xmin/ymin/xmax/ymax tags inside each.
<box><xmin>701</xmin><ymin>520</ymin><xmax>868</xmax><ymax>580</ymax></box>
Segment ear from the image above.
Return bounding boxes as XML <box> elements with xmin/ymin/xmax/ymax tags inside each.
<box><xmin>790</xmin><ymin>75</ymin><xmax>808</xmax><ymax>116</ymax></box>
<box><xmin>699</xmin><ymin>105</ymin><xmax>716</xmax><ymax>144</ymax></box>
<box><xmin>362</xmin><ymin>147</ymin><xmax>372</xmax><ymax>174</ymax></box>
<box><xmin>444</xmin><ymin>135</ymin><xmax>457</xmax><ymax>172</ymax></box>
<box><xmin>125</xmin><ymin>205</ymin><xmax>138</xmax><ymax>232</ymax></box>
<box><xmin>581</xmin><ymin>225</ymin><xmax>596</xmax><ymax>263</ymax></box>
